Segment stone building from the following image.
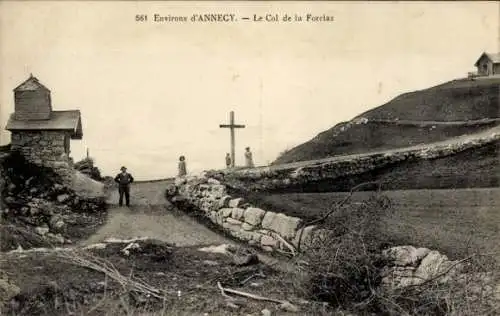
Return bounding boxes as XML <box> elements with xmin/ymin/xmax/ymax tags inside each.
<box><xmin>5</xmin><ymin>75</ymin><xmax>83</xmax><ymax>183</ymax></box>
<box><xmin>474</xmin><ymin>52</ymin><xmax>500</xmax><ymax>76</ymax></box>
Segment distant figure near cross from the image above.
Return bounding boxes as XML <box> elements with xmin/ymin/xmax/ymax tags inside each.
<box><xmin>219</xmin><ymin>111</ymin><xmax>245</xmax><ymax>168</ymax></box>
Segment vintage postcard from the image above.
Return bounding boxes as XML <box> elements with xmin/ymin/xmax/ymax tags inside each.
<box><xmin>0</xmin><ymin>1</ymin><xmax>499</xmax><ymax>315</ymax></box>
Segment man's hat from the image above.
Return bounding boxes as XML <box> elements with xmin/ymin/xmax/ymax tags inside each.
<box><xmin>120</xmin><ymin>166</ymin><xmax>127</xmax><ymax>171</ymax></box>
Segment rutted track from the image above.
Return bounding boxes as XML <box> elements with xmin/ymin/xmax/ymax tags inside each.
<box><xmin>81</xmin><ymin>180</ymin><xmax>289</xmax><ymax>270</ymax></box>
<box><xmin>82</xmin><ymin>180</ymin><xmax>232</xmax><ymax>247</ymax></box>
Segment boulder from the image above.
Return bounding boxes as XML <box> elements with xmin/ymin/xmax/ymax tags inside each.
<box><xmin>243</xmin><ymin>208</ymin><xmax>266</xmax><ymax>226</ymax></box>
<box><xmin>57</xmin><ymin>194</ymin><xmax>71</xmax><ymax>203</ymax></box>
<box><xmin>415</xmin><ymin>251</ymin><xmax>462</xmax><ymax>282</ymax></box>
<box><xmin>228</xmin><ymin>198</ymin><xmax>245</xmax><ymax>208</ymax></box>
<box><xmin>241</xmin><ymin>222</ymin><xmax>254</xmax><ymax>231</ymax></box>
<box><xmin>231</xmin><ymin>208</ymin><xmax>245</xmax><ymax>221</ymax></box>
<box><xmin>218</xmin><ymin>195</ymin><xmax>232</xmax><ymax>208</ymax></box>
<box><xmin>261</xmin><ymin>235</ymin><xmax>278</xmax><ymax>248</ymax></box>
<box><xmin>35</xmin><ymin>225</ymin><xmax>50</xmax><ymax>236</ymax></box>
<box><xmin>209</xmin><ymin>211</ymin><xmax>218</xmax><ymax>224</ymax></box>
<box><xmin>292</xmin><ymin>225</ymin><xmax>317</xmax><ymax>249</ymax></box>
<box><xmin>232</xmin><ymin>230</ymin><xmax>262</xmax><ymax>242</ymax></box>
<box><xmin>381</xmin><ymin>249</ymin><xmax>465</xmax><ymax>290</ymax></box>
<box><xmin>261</xmin><ymin>212</ymin><xmax>302</xmax><ymax>239</ymax></box>
<box><xmin>0</xmin><ymin>275</ymin><xmax>20</xmax><ymax>307</ymax></box>
<box><xmin>222</xmin><ymin>222</ymin><xmax>241</xmax><ymax>232</ymax></box>
<box><xmin>7</xmin><ymin>183</ymin><xmax>16</xmax><ymax>192</ymax></box>
<box><xmin>219</xmin><ymin>208</ymin><xmax>233</xmax><ymax>218</ymax></box>
<box><xmin>49</xmin><ymin>215</ymin><xmax>66</xmax><ymax>233</ymax></box>
<box><xmin>46</xmin><ymin>233</ymin><xmax>66</xmax><ymax>244</ymax></box>
<box><xmin>226</xmin><ymin>218</ymin><xmax>243</xmax><ymax>226</ymax></box>
<box><xmin>207</xmin><ymin>178</ymin><xmax>220</xmax><ymax>185</ymax></box>
<box><xmin>382</xmin><ymin>246</ymin><xmax>431</xmax><ymax>267</ymax></box>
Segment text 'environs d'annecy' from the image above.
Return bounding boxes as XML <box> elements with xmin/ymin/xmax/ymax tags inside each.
<box><xmin>136</xmin><ymin>13</ymin><xmax>335</xmax><ymax>23</ymax></box>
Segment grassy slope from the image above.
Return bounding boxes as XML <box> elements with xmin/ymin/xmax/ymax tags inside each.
<box><xmin>241</xmin><ymin>188</ymin><xmax>500</xmax><ymax>260</ymax></box>
<box><xmin>275</xmin><ymin>78</ymin><xmax>500</xmax><ymax>164</ymax></box>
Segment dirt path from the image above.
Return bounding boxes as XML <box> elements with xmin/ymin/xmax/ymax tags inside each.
<box><xmin>81</xmin><ymin>180</ymin><xmax>290</xmax><ymax>271</ymax></box>
<box><xmin>82</xmin><ymin>180</ymin><xmax>232</xmax><ymax>247</ymax></box>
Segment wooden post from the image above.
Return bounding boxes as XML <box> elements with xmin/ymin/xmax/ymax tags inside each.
<box><xmin>219</xmin><ymin>111</ymin><xmax>245</xmax><ymax>168</ymax></box>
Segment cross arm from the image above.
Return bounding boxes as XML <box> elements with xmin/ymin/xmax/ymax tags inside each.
<box><xmin>219</xmin><ymin>124</ymin><xmax>246</xmax><ymax>128</ymax></box>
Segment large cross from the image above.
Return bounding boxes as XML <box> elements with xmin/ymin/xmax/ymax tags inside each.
<box><xmin>219</xmin><ymin>111</ymin><xmax>245</xmax><ymax>168</ymax></box>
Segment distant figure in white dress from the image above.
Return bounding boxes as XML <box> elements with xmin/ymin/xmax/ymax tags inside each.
<box><xmin>244</xmin><ymin>147</ymin><xmax>254</xmax><ymax>168</ymax></box>
<box><xmin>178</xmin><ymin>156</ymin><xmax>187</xmax><ymax>177</ymax></box>
<box><xmin>225</xmin><ymin>153</ymin><xmax>232</xmax><ymax>169</ymax></box>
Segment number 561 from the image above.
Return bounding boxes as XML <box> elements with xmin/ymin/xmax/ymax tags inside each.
<box><xmin>136</xmin><ymin>15</ymin><xmax>148</xmax><ymax>22</ymax></box>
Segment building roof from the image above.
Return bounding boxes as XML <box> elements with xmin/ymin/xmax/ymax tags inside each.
<box><xmin>5</xmin><ymin>110</ymin><xmax>83</xmax><ymax>139</ymax></box>
<box><xmin>13</xmin><ymin>75</ymin><xmax>50</xmax><ymax>92</ymax></box>
<box><xmin>474</xmin><ymin>52</ymin><xmax>500</xmax><ymax>66</ymax></box>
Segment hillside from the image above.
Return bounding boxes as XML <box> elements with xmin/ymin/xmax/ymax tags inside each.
<box><xmin>274</xmin><ymin>77</ymin><xmax>500</xmax><ymax>164</ymax></box>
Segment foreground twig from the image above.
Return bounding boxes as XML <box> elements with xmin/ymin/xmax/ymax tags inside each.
<box><xmin>240</xmin><ymin>271</ymin><xmax>266</xmax><ymax>285</ymax></box>
<box><xmin>217</xmin><ymin>282</ymin><xmax>287</xmax><ymax>304</ymax></box>
<box><xmin>268</xmin><ymin>231</ymin><xmax>297</xmax><ymax>256</ymax></box>
<box><xmin>217</xmin><ymin>281</ymin><xmax>234</xmax><ymax>300</ymax></box>
<box><xmin>57</xmin><ymin>250</ymin><xmax>174</xmax><ymax>300</ymax></box>
<box><xmin>295</xmin><ymin>181</ymin><xmax>382</xmax><ymax>252</ymax></box>
<box><xmin>306</xmin><ymin>181</ymin><xmax>382</xmax><ymax>227</ymax></box>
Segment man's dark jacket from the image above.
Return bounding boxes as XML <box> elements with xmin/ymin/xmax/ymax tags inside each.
<box><xmin>114</xmin><ymin>172</ymin><xmax>134</xmax><ymax>187</ymax></box>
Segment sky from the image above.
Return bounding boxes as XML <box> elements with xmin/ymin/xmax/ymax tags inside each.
<box><xmin>0</xmin><ymin>1</ymin><xmax>498</xmax><ymax>180</ymax></box>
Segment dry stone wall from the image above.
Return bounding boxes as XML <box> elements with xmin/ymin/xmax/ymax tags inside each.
<box><xmin>168</xmin><ymin>176</ymin><xmax>318</xmax><ymax>253</ymax></box>
<box><xmin>209</xmin><ymin>131</ymin><xmax>500</xmax><ymax>192</ymax></box>
<box><xmin>11</xmin><ymin>131</ymin><xmax>74</xmax><ymax>184</ymax></box>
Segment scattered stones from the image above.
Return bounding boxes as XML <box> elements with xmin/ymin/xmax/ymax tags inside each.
<box><xmin>279</xmin><ymin>301</ymin><xmax>299</xmax><ymax>312</ymax></box>
<box><xmin>0</xmin><ymin>275</ymin><xmax>20</xmax><ymax>307</ymax></box>
<box><xmin>46</xmin><ymin>233</ymin><xmax>65</xmax><ymax>244</ymax></box>
<box><xmin>381</xmin><ymin>246</ymin><xmax>465</xmax><ymax>290</ymax></box>
<box><xmin>34</xmin><ymin>225</ymin><xmax>49</xmax><ymax>236</ymax></box>
<box><xmin>202</xmin><ymin>260</ymin><xmax>219</xmax><ymax>266</ymax></box>
<box><xmin>232</xmin><ymin>253</ymin><xmax>259</xmax><ymax>266</ymax></box>
<box><xmin>56</xmin><ymin>194</ymin><xmax>70</xmax><ymax>203</ymax></box>
<box><xmin>261</xmin><ymin>308</ymin><xmax>272</xmax><ymax>316</ymax></box>
<box><xmin>121</xmin><ymin>242</ymin><xmax>141</xmax><ymax>256</ymax></box>
<box><xmin>198</xmin><ymin>244</ymin><xmax>234</xmax><ymax>255</ymax></box>
<box><xmin>226</xmin><ymin>301</ymin><xmax>240</xmax><ymax>310</ymax></box>
<box><xmin>49</xmin><ymin>215</ymin><xmax>66</xmax><ymax>233</ymax></box>
<box><xmin>7</xmin><ymin>183</ymin><xmax>16</xmax><ymax>192</ymax></box>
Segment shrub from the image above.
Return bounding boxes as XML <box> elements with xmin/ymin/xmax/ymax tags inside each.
<box><xmin>291</xmin><ymin>186</ymin><xmax>499</xmax><ymax>315</ymax></box>
<box><xmin>74</xmin><ymin>157</ymin><xmax>102</xmax><ymax>181</ymax></box>
<box><xmin>292</xmin><ymin>190</ymin><xmax>393</xmax><ymax>310</ymax></box>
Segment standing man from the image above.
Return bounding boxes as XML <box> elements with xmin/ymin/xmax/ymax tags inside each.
<box><xmin>114</xmin><ymin>166</ymin><xmax>134</xmax><ymax>207</ymax></box>
<box><xmin>225</xmin><ymin>153</ymin><xmax>232</xmax><ymax>169</ymax></box>
<box><xmin>178</xmin><ymin>156</ymin><xmax>187</xmax><ymax>177</ymax></box>
<box><xmin>244</xmin><ymin>147</ymin><xmax>254</xmax><ymax>168</ymax></box>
